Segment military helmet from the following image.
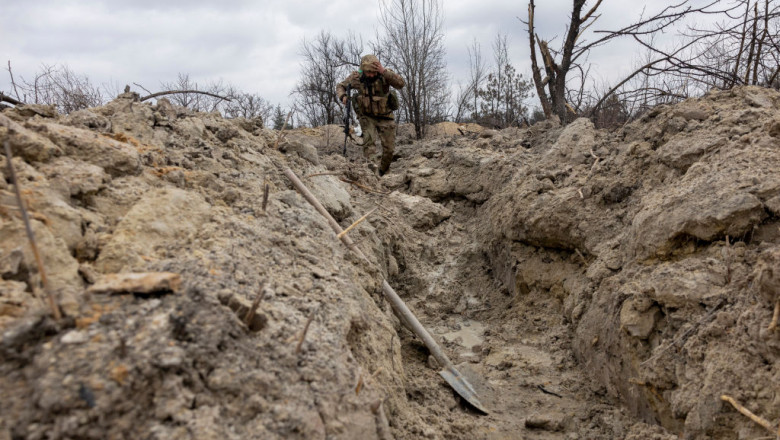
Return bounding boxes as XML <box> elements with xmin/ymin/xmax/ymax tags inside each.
<box><xmin>360</xmin><ymin>54</ymin><xmax>380</xmax><ymax>73</ymax></box>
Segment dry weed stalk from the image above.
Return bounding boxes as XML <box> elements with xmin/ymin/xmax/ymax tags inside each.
<box><xmin>3</xmin><ymin>140</ymin><xmax>61</xmax><ymax>320</ymax></box>
<box><xmin>339</xmin><ymin>178</ymin><xmax>390</xmax><ymax>195</ymax></box>
<box><xmin>337</xmin><ymin>207</ymin><xmax>379</xmax><ymax>239</ymax></box>
<box><xmin>273</xmin><ymin>111</ymin><xmax>293</xmax><ymax>150</ymax></box>
<box><xmin>305</xmin><ymin>172</ymin><xmax>343</xmax><ymax>178</ymax></box>
<box><xmin>261</xmin><ymin>182</ymin><xmax>270</xmax><ymax>213</ymax></box>
<box><xmin>243</xmin><ymin>281</ymin><xmax>267</xmax><ymax>327</ymax></box>
<box><xmin>768</xmin><ymin>300</ymin><xmax>779</xmax><ymax>332</ymax></box>
<box><xmin>295</xmin><ymin>308</ymin><xmax>317</xmax><ymax>354</ymax></box>
<box><xmin>720</xmin><ymin>394</ymin><xmax>779</xmax><ymax>436</ymax></box>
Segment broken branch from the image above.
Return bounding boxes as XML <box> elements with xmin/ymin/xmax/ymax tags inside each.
<box><xmin>337</xmin><ymin>207</ymin><xmax>379</xmax><ymax>239</ymax></box>
<box><xmin>0</xmin><ymin>92</ymin><xmax>23</xmax><ymax>106</ymax></box>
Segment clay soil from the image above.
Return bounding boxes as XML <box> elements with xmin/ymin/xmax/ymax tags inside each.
<box><xmin>1</xmin><ymin>87</ymin><xmax>779</xmax><ymax>439</ymax></box>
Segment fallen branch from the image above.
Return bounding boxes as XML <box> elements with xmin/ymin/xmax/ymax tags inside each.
<box><xmin>337</xmin><ymin>207</ymin><xmax>379</xmax><ymax>239</ymax></box>
<box><xmin>139</xmin><ymin>90</ymin><xmax>230</xmax><ymax>103</ymax></box>
<box><xmin>3</xmin><ymin>140</ymin><xmax>61</xmax><ymax>319</ymax></box>
<box><xmin>720</xmin><ymin>394</ymin><xmax>778</xmax><ymax>435</ymax></box>
<box><xmin>0</xmin><ymin>92</ymin><xmax>23</xmax><ymax>106</ymax></box>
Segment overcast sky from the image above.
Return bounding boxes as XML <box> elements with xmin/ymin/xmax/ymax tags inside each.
<box><xmin>1</xmin><ymin>1</ymin><xmax>697</xmax><ymax>110</ymax></box>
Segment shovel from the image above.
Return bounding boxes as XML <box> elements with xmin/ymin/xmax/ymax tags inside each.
<box><xmin>284</xmin><ymin>168</ymin><xmax>488</xmax><ymax>414</ymax></box>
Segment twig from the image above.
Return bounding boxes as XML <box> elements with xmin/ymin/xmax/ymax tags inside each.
<box><xmin>355</xmin><ymin>366</ymin><xmax>384</xmax><ymax>396</ymax></box>
<box><xmin>768</xmin><ymin>300</ymin><xmax>779</xmax><ymax>332</ymax></box>
<box><xmin>273</xmin><ymin>110</ymin><xmax>293</xmax><ymax>150</ymax></box>
<box><xmin>339</xmin><ymin>178</ymin><xmax>390</xmax><ymax>195</ymax></box>
<box><xmin>6</xmin><ymin>60</ymin><xmax>23</xmax><ymax>102</ymax></box>
<box><xmin>243</xmin><ymin>281</ymin><xmax>267</xmax><ymax>326</ymax></box>
<box><xmin>132</xmin><ymin>82</ymin><xmax>152</xmax><ymax>95</ymax></box>
<box><xmin>3</xmin><ymin>140</ymin><xmax>61</xmax><ymax>319</ymax></box>
<box><xmin>589</xmin><ymin>149</ymin><xmax>601</xmax><ymax>172</ymax></box>
<box><xmin>720</xmin><ymin>394</ymin><xmax>778</xmax><ymax>435</ymax></box>
<box><xmin>575</xmin><ymin>248</ymin><xmax>588</xmax><ymax>265</ymax></box>
<box><xmin>337</xmin><ymin>207</ymin><xmax>379</xmax><ymax>239</ymax></box>
<box><xmin>295</xmin><ymin>308</ymin><xmax>317</xmax><ymax>354</ymax></box>
<box><xmin>305</xmin><ymin>172</ymin><xmax>343</xmax><ymax>178</ymax></box>
<box><xmin>355</xmin><ymin>373</ymin><xmax>364</xmax><ymax>395</ymax></box>
<box><xmin>537</xmin><ymin>384</ymin><xmax>563</xmax><ymax>398</ymax></box>
<box><xmin>262</xmin><ymin>182</ymin><xmax>270</xmax><ymax>213</ymax></box>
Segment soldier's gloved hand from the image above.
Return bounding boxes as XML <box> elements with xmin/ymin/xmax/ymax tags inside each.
<box><xmin>372</xmin><ymin>61</ymin><xmax>385</xmax><ymax>74</ymax></box>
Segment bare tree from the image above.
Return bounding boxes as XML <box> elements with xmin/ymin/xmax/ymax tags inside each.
<box><xmin>7</xmin><ymin>63</ymin><xmax>105</xmax><ymax>113</ymax></box>
<box><xmin>293</xmin><ymin>30</ymin><xmax>363</xmax><ymax>127</ymax></box>
<box><xmin>158</xmin><ymin>73</ymin><xmax>231</xmax><ymax>113</ymax></box>
<box><xmin>587</xmin><ymin>0</ymin><xmax>780</xmax><ymax>117</ymax></box>
<box><xmin>524</xmin><ymin>0</ymin><xmax>747</xmax><ymax>124</ymax></box>
<box><xmin>379</xmin><ymin>0</ymin><xmax>449</xmax><ymax>138</ymax></box>
<box><xmin>223</xmin><ymin>88</ymin><xmax>274</xmax><ymax>121</ymax></box>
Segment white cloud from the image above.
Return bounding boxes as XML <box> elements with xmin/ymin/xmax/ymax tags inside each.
<box><xmin>1</xmin><ymin>1</ymin><xmax>713</xmax><ymax>110</ymax></box>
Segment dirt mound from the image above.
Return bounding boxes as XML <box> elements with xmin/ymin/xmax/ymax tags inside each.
<box><xmin>1</xmin><ymin>86</ymin><xmax>778</xmax><ymax>439</ymax></box>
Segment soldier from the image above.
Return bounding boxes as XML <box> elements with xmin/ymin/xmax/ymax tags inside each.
<box><xmin>336</xmin><ymin>54</ymin><xmax>405</xmax><ymax>175</ymax></box>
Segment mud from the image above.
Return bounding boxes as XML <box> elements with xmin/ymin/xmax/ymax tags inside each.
<box><xmin>1</xmin><ymin>87</ymin><xmax>779</xmax><ymax>439</ymax></box>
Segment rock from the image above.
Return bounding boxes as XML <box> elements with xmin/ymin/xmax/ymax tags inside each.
<box><xmin>64</xmin><ymin>109</ymin><xmax>111</xmax><ymax>131</ymax></box>
<box><xmin>547</xmin><ymin>117</ymin><xmax>597</xmax><ymax>164</ymax></box>
<box><xmin>389</xmin><ymin>191</ymin><xmax>451</xmax><ymax>230</ymax></box>
<box><xmin>657</xmin><ymin>133</ymin><xmax>726</xmax><ymax>171</ymax></box>
<box><xmin>95</xmin><ymin>188</ymin><xmax>211</xmax><ymax>272</ymax></box>
<box><xmin>307</xmin><ymin>175</ymin><xmax>353</xmax><ymax>221</ymax></box>
<box><xmin>87</xmin><ymin>272</ymin><xmax>182</xmax><ymax>295</ymax></box>
<box><xmin>60</xmin><ymin>330</ymin><xmax>89</xmax><ymax>344</ymax></box>
<box><xmin>765</xmin><ymin>195</ymin><xmax>780</xmax><ymax>216</ymax></box>
<box><xmin>0</xmin><ymin>114</ymin><xmax>63</xmax><ymax>162</ymax></box>
<box><xmin>24</xmin><ymin>120</ymin><xmax>141</xmax><ymax>177</ymax></box>
<box><xmin>280</xmin><ymin>139</ymin><xmax>319</xmax><ymax>165</ymax></box>
<box><xmin>525</xmin><ymin>413</ymin><xmax>565</xmax><ymax>431</ymax></box>
<box><xmin>39</xmin><ymin>157</ymin><xmax>110</xmax><ymax>199</ymax></box>
<box><xmin>620</xmin><ymin>297</ymin><xmax>659</xmax><ymax>339</ymax></box>
<box><xmin>12</xmin><ymin>104</ymin><xmax>58</xmax><ymax>119</ymax></box>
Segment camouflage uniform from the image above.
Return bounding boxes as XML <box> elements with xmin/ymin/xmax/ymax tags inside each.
<box><xmin>336</xmin><ymin>55</ymin><xmax>405</xmax><ymax>174</ymax></box>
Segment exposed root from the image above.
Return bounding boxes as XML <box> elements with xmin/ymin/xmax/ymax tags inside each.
<box><xmin>720</xmin><ymin>394</ymin><xmax>778</xmax><ymax>436</ymax></box>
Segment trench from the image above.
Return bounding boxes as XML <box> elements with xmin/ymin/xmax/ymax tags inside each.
<box><xmin>374</xmin><ymin>197</ymin><xmax>649</xmax><ymax>439</ymax></box>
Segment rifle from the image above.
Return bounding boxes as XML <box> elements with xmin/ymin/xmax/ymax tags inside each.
<box><xmin>342</xmin><ymin>84</ymin><xmax>352</xmax><ymax>157</ymax></box>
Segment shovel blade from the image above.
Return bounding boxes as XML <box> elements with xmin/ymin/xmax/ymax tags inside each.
<box><xmin>439</xmin><ymin>367</ymin><xmax>489</xmax><ymax>414</ymax></box>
